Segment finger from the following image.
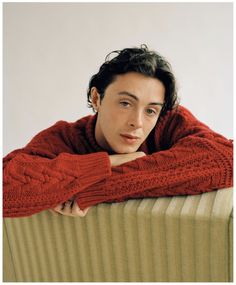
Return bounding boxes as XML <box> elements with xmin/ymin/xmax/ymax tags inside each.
<box><xmin>48</xmin><ymin>209</ymin><xmax>60</xmax><ymax>216</ymax></box>
<box><xmin>76</xmin><ymin>205</ymin><xmax>89</xmax><ymax>217</ymax></box>
<box><xmin>71</xmin><ymin>202</ymin><xmax>83</xmax><ymax>216</ymax></box>
<box><xmin>82</xmin><ymin>207</ymin><xmax>90</xmax><ymax>216</ymax></box>
<box><xmin>72</xmin><ymin>203</ymin><xmax>90</xmax><ymax>217</ymax></box>
<box><xmin>53</xmin><ymin>203</ymin><xmax>71</xmax><ymax>215</ymax></box>
<box><xmin>53</xmin><ymin>203</ymin><xmax>64</xmax><ymax>213</ymax></box>
<box><xmin>61</xmin><ymin>200</ymin><xmax>74</xmax><ymax>215</ymax></box>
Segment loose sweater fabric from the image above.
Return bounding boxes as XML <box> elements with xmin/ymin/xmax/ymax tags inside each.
<box><xmin>3</xmin><ymin>106</ymin><xmax>233</xmax><ymax>217</ymax></box>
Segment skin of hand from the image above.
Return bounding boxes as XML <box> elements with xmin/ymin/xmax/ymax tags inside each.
<box><xmin>109</xmin><ymin>151</ymin><xmax>146</xmax><ymax>166</ymax></box>
<box><xmin>50</xmin><ymin>151</ymin><xmax>145</xmax><ymax>216</ymax></box>
<box><xmin>50</xmin><ymin>199</ymin><xmax>90</xmax><ymax>217</ymax></box>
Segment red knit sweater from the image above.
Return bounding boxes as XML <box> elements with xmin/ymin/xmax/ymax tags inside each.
<box><xmin>3</xmin><ymin>106</ymin><xmax>233</xmax><ymax>218</ymax></box>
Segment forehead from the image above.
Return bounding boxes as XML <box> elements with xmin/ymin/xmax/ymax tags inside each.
<box><xmin>106</xmin><ymin>72</ymin><xmax>165</xmax><ymax>102</ymax></box>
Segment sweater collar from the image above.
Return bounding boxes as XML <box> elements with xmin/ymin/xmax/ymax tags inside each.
<box><xmin>85</xmin><ymin>113</ymin><xmax>106</xmax><ymax>153</ymax></box>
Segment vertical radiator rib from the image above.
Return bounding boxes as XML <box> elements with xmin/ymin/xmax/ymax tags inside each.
<box><xmin>3</xmin><ymin>187</ymin><xmax>233</xmax><ymax>282</ymax></box>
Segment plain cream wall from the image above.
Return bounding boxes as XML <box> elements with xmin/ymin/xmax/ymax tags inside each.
<box><xmin>3</xmin><ymin>2</ymin><xmax>233</xmax><ymax>155</ymax></box>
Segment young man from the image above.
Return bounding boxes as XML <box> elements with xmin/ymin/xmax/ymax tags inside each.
<box><xmin>3</xmin><ymin>46</ymin><xmax>233</xmax><ymax>218</ymax></box>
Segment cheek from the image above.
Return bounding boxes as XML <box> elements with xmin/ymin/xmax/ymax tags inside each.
<box><xmin>107</xmin><ymin>104</ymin><xmax>127</xmax><ymax>123</ymax></box>
<box><xmin>100</xmin><ymin>107</ymin><xmax>120</xmax><ymax>133</ymax></box>
<box><xmin>103</xmin><ymin>109</ymin><xmax>120</xmax><ymax>123</ymax></box>
<box><xmin>143</xmin><ymin>119</ymin><xmax>157</xmax><ymax>137</ymax></box>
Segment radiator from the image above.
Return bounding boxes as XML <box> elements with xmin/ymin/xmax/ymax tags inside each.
<box><xmin>3</xmin><ymin>187</ymin><xmax>233</xmax><ymax>282</ymax></box>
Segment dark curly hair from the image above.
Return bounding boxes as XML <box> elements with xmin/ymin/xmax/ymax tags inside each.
<box><xmin>87</xmin><ymin>45</ymin><xmax>178</xmax><ymax>116</ymax></box>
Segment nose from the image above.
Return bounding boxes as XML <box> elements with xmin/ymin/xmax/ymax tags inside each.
<box><xmin>128</xmin><ymin>110</ymin><xmax>143</xmax><ymax>129</ymax></box>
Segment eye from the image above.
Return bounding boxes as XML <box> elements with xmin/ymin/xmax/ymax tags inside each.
<box><xmin>119</xmin><ymin>101</ymin><xmax>131</xmax><ymax>107</ymax></box>
<box><xmin>145</xmin><ymin>108</ymin><xmax>158</xmax><ymax>116</ymax></box>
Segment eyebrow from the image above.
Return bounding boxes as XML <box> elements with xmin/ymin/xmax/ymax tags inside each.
<box><xmin>118</xmin><ymin>91</ymin><xmax>164</xmax><ymax>107</ymax></box>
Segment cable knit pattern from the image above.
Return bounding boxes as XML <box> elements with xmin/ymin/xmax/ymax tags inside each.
<box><xmin>3</xmin><ymin>106</ymin><xmax>233</xmax><ymax>217</ymax></box>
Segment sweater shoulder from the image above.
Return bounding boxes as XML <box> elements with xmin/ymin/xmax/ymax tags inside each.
<box><xmin>33</xmin><ymin>115</ymin><xmax>93</xmax><ymax>138</ymax></box>
<box><xmin>153</xmin><ymin>105</ymin><xmax>218</xmax><ymax>149</ymax></box>
<box><xmin>158</xmin><ymin>105</ymin><xmax>210</xmax><ymax>131</ymax></box>
<box><xmin>20</xmin><ymin>115</ymin><xmax>94</xmax><ymax>156</ymax></box>
<box><xmin>3</xmin><ymin>115</ymin><xmax>96</xmax><ymax>162</ymax></box>
<box><xmin>163</xmin><ymin>105</ymin><xmax>198</xmax><ymax>122</ymax></box>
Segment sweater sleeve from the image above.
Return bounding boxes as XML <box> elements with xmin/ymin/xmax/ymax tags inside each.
<box><xmin>3</xmin><ymin>121</ymin><xmax>111</xmax><ymax>217</ymax></box>
<box><xmin>75</xmin><ymin>106</ymin><xmax>233</xmax><ymax>210</ymax></box>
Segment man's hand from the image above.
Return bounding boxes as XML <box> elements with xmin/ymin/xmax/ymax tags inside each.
<box><xmin>109</xmin><ymin>151</ymin><xmax>146</xmax><ymax>167</ymax></box>
<box><xmin>49</xmin><ymin>199</ymin><xmax>90</xmax><ymax>217</ymax></box>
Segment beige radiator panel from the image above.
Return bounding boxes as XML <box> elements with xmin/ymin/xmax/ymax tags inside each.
<box><xmin>3</xmin><ymin>187</ymin><xmax>233</xmax><ymax>282</ymax></box>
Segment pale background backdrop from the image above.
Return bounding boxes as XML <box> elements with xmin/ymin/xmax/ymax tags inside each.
<box><xmin>3</xmin><ymin>2</ymin><xmax>233</xmax><ymax>155</ymax></box>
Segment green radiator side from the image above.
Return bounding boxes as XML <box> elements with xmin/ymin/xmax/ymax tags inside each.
<box><xmin>3</xmin><ymin>187</ymin><xmax>233</xmax><ymax>282</ymax></box>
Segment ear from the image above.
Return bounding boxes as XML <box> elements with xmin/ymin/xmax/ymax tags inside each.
<box><xmin>91</xmin><ymin>87</ymin><xmax>101</xmax><ymax>112</ymax></box>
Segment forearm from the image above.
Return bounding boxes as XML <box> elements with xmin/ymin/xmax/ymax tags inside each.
<box><xmin>3</xmin><ymin>151</ymin><xmax>111</xmax><ymax>217</ymax></box>
<box><xmin>75</xmin><ymin>137</ymin><xmax>233</xmax><ymax>210</ymax></box>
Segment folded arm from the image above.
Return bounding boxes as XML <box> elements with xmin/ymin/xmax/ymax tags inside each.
<box><xmin>75</xmin><ymin>107</ymin><xmax>233</xmax><ymax>209</ymax></box>
<box><xmin>3</xmin><ymin>121</ymin><xmax>111</xmax><ymax>217</ymax></box>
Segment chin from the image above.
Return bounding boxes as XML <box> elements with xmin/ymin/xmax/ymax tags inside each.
<box><xmin>112</xmin><ymin>145</ymin><xmax>139</xmax><ymax>154</ymax></box>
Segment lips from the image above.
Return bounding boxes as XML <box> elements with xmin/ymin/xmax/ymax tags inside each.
<box><xmin>120</xmin><ymin>134</ymin><xmax>141</xmax><ymax>144</ymax></box>
<box><xmin>120</xmin><ymin>134</ymin><xmax>140</xmax><ymax>139</ymax></box>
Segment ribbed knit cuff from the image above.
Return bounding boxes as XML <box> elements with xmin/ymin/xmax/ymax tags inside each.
<box><xmin>75</xmin><ymin>179</ymin><xmax>108</xmax><ymax>210</ymax></box>
<box><xmin>57</xmin><ymin>152</ymin><xmax>112</xmax><ymax>191</ymax></box>
<box><xmin>76</xmin><ymin>152</ymin><xmax>112</xmax><ymax>189</ymax></box>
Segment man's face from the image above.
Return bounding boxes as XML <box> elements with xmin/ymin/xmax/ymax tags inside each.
<box><xmin>92</xmin><ymin>72</ymin><xmax>165</xmax><ymax>154</ymax></box>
